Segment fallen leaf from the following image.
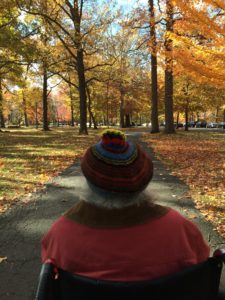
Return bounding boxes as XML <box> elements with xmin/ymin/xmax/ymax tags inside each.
<box><xmin>0</xmin><ymin>256</ymin><xmax>7</xmax><ymax>263</ymax></box>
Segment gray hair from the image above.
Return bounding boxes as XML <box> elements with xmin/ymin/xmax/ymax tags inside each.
<box><xmin>79</xmin><ymin>179</ymin><xmax>154</xmax><ymax>209</ymax></box>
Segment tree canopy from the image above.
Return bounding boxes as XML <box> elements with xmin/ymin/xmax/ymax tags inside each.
<box><xmin>0</xmin><ymin>0</ymin><xmax>224</xmax><ymax>132</ymax></box>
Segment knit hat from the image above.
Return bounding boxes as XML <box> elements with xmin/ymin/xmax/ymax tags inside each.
<box><xmin>81</xmin><ymin>129</ymin><xmax>153</xmax><ymax>193</ymax></box>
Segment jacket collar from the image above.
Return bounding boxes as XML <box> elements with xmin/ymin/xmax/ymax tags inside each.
<box><xmin>65</xmin><ymin>200</ymin><xmax>169</xmax><ymax>229</ymax></box>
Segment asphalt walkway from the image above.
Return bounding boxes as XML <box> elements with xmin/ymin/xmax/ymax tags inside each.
<box><xmin>0</xmin><ymin>132</ymin><xmax>224</xmax><ymax>299</ymax></box>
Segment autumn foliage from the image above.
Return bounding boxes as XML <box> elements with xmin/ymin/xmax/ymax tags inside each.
<box><xmin>0</xmin><ymin>128</ymin><xmax>98</xmax><ymax>213</ymax></box>
<box><xmin>143</xmin><ymin>131</ymin><xmax>225</xmax><ymax>237</ymax></box>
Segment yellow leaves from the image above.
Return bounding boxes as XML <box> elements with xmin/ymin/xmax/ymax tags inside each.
<box><xmin>0</xmin><ymin>257</ymin><xmax>7</xmax><ymax>263</ymax></box>
<box><xmin>0</xmin><ymin>128</ymin><xmax>98</xmax><ymax>213</ymax></box>
<box><xmin>187</xmin><ymin>213</ymin><xmax>198</xmax><ymax>219</ymax></box>
<box><xmin>170</xmin><ymin>0</ymin><xmax>225</xmax><ymax>88</ymax></box>
<box><xmin>39</xmin><ymin>173</ymin><xmax>50</xmax><ymax>184</ymax></box>
<box><xmin>143</xmin><ymin>131</ymin><xmax>225</xmax><ymax>237</ymax></box>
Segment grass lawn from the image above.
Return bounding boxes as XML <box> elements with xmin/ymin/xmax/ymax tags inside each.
<box><xmin>1</xmin><ymin>126</ymin><xmax>224</xmax><ymax>238</ymax></box>
<box><xmin>143</xmin><ymin>130</ymin><xmax>225</xmax><ymax>238</ymax></box>
<box><xmin>0</xmin><ymin>127</ymin><xmax>99</xmax><ymax>213</ymax></box>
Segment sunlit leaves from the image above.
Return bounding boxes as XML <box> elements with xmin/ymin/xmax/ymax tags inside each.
<box><xmin>144</xmin><ymin>131</ymin><xmax>225</xmax><ymax>237</ymax></box>
<box><xmin>172</xmin><ymin>0</ymin><xmax>225</xmax><ymax>88</ymax></box>
<box><xmin>0</xmin><ymin>128</ymin><xmax>98</xmax><ymax>213</ymax></box>
<box><xmin>0</xmin><ymin>256</ymin><xmax>7</xmax><ymax>263</ymax></box>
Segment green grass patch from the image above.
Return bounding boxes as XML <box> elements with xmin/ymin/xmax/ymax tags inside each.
<box><xmin>0</xmin><ymin>127</ymin><xmax>99</xmax><ymax>212</ymax></box>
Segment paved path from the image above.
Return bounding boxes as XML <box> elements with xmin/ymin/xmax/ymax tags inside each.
<box><xmin>0</xmin><ymin>132</ymin><xmax>224</xmax><ymax>299</ymax></box>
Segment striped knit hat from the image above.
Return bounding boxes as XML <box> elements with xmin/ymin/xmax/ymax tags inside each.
<box><xmin>81</xmin><ymin>130</ymin><xmax>153</xmax><ymax>193</ymax></box>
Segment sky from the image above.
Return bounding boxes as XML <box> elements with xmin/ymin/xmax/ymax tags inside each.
<box><xmin>117</xmin><ymin>0</ymin><xmax>146</xmax><ymax>4</ymax></box>
<box><xmin>117</xmin><ymin>0</ymin><xmax>147</xmax><ymax>10</ymax></box>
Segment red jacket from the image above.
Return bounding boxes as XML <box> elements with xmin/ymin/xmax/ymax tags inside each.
<box><xmin>41</xmin><ymin>204</ymin><xmax>210</xmax><ymax>282</ymax></box>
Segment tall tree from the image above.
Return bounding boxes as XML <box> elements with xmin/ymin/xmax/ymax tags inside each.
<box><xmin>0</xmin><ymin>77</ymin><xmax>4</xmax><ymax>128</ymax></box>
<box><xmin>164</xmin><ymin>0</ymin><xmax>175</xmax><ymax>133</ymax></box>
<box><xmin>17</xmin><ymin>0</ymin><xmax>114</xmax><ymax>134</ymax></box>
<box><xmin>41</xmin><ymin>0</ymin><xmax>52</xmax><ymax>131</ymax></box>
<box><xmin>61</xmin><ymin>0</ymin><xmax>88</xmax><ymax>134</ymax></box>
<box><xmin>148</xmin><ymin>0</ymin><xmax>159</xmax><ymax>133</ymax></box>
<box><xmin>20</xmin><ymin>64</ymin><xmax>32</xmax><ymax>127</ymax></box>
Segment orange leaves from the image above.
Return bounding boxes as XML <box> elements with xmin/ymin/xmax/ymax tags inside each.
<box><xmin>171</xmin><ymin>0</ymin><xmax>225</xmax><ymax>88</ymax></box>
<box><xmin>143</xmin><ymin>131</ymin><xmax>225</xmax><ymax>237</ymax></box>
<box><xmin>0</xmin><ymin>257</ymin><xmax>7</xmax><ymax>263</ymax></box>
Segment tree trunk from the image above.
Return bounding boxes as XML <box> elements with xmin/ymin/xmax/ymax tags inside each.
<box><xmin>185</xmin><ymin>101</ymin><xmax>189</xmax><ymax>131</ymax></box>
<box><xmin>89</xmin><ymin>110</ymin><xmax>92</xmax><ymax>128</ymax></box>
<box><xmin>86</xmin><ymin>85</ymin><xmax>98</xmax><ymax>129</ymax></box>
<box><xmin>125</xmin><ymin>114</ymin><xmax>131</xmax><ymax>127</ymax></box>
<box><xmin>22</xmin><ymin>64</ymin><xmax>30</xmax><ymax>127</ymax></box>
<box><xmin>42</xmin><ymin>61</ymin><xmax>49</xmax><ymax>131</ymax></box>
<box><xmin>22</xmin><ymin>91</ymin><xmax>29</xmax><ymax>127</ymax></box>
<box><xmin>164</xmin><ymin>0</ymin><xmax>175</xmax><ymax>134</ymax></box>
<box><xmin>35</xmin><ymin>102</ymin><xmax>38</xmax><ymax>129</ymax></box>
<box><xmin>176</xmin><ymin>111</ymin><xmax>179</xmax><ymax>128</ymax></box>
<box><xmin>149</xmin><ymin>0</ymin><xmax>159</xmax><ymax>133</ymax></box>
<box><xmin>223</xmin><ymin>109</ymin><xmax>225</xmax><ymax>122</ymax></box>
<box><xmin>0</xmin><ymin>77</ymin><xmax>5</xmax><ymax>128</ymax></box>
<box><xmin>215</xmin><ymin>106</ymin><xmax>219</xmax><ymax>122</ymax></box>
<box><xmin>71</xmin><ymin>101</ymin><xmax>75</xmax><ymax>127</ymax></box>
<box><xmin>71</xmin><ymin>1</ymin><xmax>88</xmax><ymax>134</ymax></box>
<box><xmin>69</xmin><ymin>84</ymin><xmax>75</xmax><ymax>127</ymax></box>
<box><xmin>106</xmin><ymin>81</ymin><xmax>109</xmax><ymax>126</ymax></box>
<box><xmin>120</xmin><ymin>88</ymin><xmax>125</xmax><ymax>128</ymax></box>
<box><xmin>184</xmin><ymin>83</ymin><xmax>190</xmax><ymax>131</ymax></box>
<box><xmin>77</xmin><ymin>52</ymin><xmax>88</xmax><ymax>134</ymax></box>
<box><xmin>196</xmin><ymin>112</ymin><xmax>200</xmax><ymax>122</ymax></box>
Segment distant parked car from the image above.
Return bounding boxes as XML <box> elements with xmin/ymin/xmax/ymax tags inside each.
<box><xmin>189</xmin><ymin>121</ymin><xmax>196</xmax><ymax>127</ymax></box>
<box><xmin>183</xmin><ymin>121</ymin><xmax>196</xmax><ymax>127</ymax></box>
<box><xmin>206</xmin><ymin>122</ymin><xmax>218</xmax><ymax>128</ymax></box>
<box><xmin>196</xmin><ymin>121</ymin><xmax>207</xmax><ymax>128</ymax></box>
<box><xmin>174</xmin><ymin>123</ymin><xmax>184</xmax><ymax>128</ymax></box>
<box><xmin>218</xmin><ymin>122</ymin><xmax>225</xmax><ymax>129</ymax></box>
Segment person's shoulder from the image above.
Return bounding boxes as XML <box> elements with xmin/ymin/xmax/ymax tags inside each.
<box><xmin>50</xmin><ymin>215</ymin><xmax>72</xmax><ymax>231</ymax></box>
<box><xmin>163</xmin><ymin>208</ymin><xmax>188</xmax><ymax>223</ymax></box>
<box><xmin>42</xmin><ymin>215</ymin><xmax>70</xmax><ymax>238</ymax></box>
<box><xmin>166</xmin><ymin>208</ymin><xmax>204</xmax><ymax>237</ymax></box>
<box><xmin>163</xmin><ymin>208</ymin><xmax>198</xmax><ymax>229</ymax></box>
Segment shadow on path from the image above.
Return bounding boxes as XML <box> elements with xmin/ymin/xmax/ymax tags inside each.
<box><xmin>0</xmin><ymin>132</ymin><xmax>224</xmax><ymax>299</ymax></box>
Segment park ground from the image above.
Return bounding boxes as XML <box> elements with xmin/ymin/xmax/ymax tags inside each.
<box><xmin>142</xmin><ymin>130</ymin><xmax>225</xmax><ymax>238</ymax></box>
<box><xmin>1</xmin><ymin>126</ymin><xmax>224</xmax><ymax>237</ymax></box>
<box><xmin>0</xmin><ymin>127</ymin><xmax>224</xmax><ymax>299</ymax></box>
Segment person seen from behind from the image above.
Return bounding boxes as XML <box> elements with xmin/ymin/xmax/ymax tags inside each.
<box><xmin>41</xmin><ymin>129</ymin><xmax>210</xmax><ymax>282</ymax></box>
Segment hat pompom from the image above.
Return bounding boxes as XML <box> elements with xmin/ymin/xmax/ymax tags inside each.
<box><xmin>101</xmin><ymin>130</ymin><xmax>127</xmax><ymax>152</ymax></box>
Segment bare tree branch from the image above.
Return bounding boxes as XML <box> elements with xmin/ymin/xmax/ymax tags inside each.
<box><xmin>86</xmin><ymin>77</ymin><xmax>108</xmax><ymax>84</ymax></box>
<box><xmin>83</xmin><ymin>48</ymin><xmax>101</xmax><ymax>56</ymax></box>
<box><xmin>80</xmin><ymin>0</ymin><xmax>84</xmax><ymax>20</ymax></box>
<box><xmin>50</xmin><ymin>70</ymin><xmax>79</xmax><ymax>89</ymax></box>
<box><xmin>157</xmin><ymin>0</ymin><xmax>163</xmax><ymax>14</ymax></box>
<box><xmin>127</xmin><ymin>38</ymin><xmax>149</xmax><ymax>52</ymax></box>
<box><xmin>2</xmin><ymin>83</ymin><xmax>17</xmax><ymax>95</ymax></box>
<box><xmin>47</xmin><ymin>79</ymin><xmax>63</xmax><ymax>96</ymax></box>
<box><xmin>17</xmin><ymin>0</ymin><xmax>75</xmax><ymax>44</ymax></box>
<box><xmin>48</xmin><ymin>22</ymin><xmax>77</xmax><ymax>62</ymax></box>
<box><xmin>85</xmin><ymin>61</ymin><xmax>116</xmax><ymax>72</ymax></box>
<box><xmin>55</xmin><ymin>1</ymin><xmax>72</xmax><ymax>19</ymax></box>
<box><xmin>81</xmin><ymin>24</ymin><xmax>96</xmax><ymax>39</ymax></box>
